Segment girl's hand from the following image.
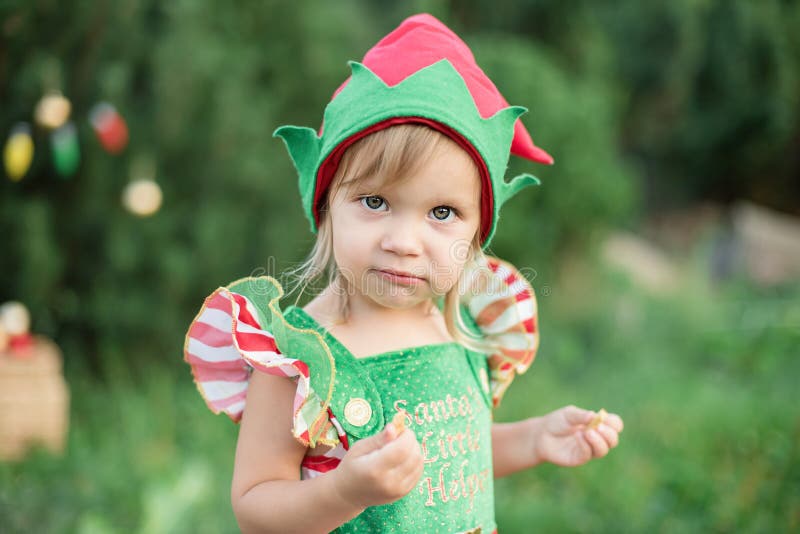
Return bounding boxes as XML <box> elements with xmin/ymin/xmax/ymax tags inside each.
<box><xmin>331</xmin><ymin>422</ymin><xmax>424</xmax><ymax>509</ymax></box>
<box><xmin>531</xmin><ymin>405</ymin><xmax>624</xmax><ymax>467</ymax></box>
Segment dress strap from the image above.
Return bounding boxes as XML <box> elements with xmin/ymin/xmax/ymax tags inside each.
<box><xmin>285</xmin><ymin>307</ymin><xmax>386</xmax><ymax>441</ymax></box>
<box><xmin>184</xmin><ymin>276</ymin><xmax>345</xmax><ymax>448</ymax></box>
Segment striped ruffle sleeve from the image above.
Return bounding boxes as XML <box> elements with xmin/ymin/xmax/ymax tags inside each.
<box><xmin>183</xmin><ymin>276</ymin><xmax>346</xmax><ymax>449</ymax></box>
<box><xmin>462</xmin><ymin>256</ymin><xmax>540</xmax><ymax>407</ymax></box>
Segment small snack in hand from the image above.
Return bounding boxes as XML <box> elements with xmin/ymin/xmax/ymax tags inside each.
<box><xmin>588</xmin><ymin>408</ymin><xmax>608</xmax><ymax>430</ymax></box>
<box><xmin>391</xmin><ymin>412</ymin><xmax>406</xmax><ymax>434</ymax></box>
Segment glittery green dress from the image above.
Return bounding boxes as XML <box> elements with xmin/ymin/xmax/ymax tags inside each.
<box><xmin>184</xmin><ymin>256</ymin><xmax>538</xmax><ymax>534</ymax></box>
<box><xmin>286</xmin><ymin>305</ymin><xmax>496</xmax><ymax>533</ymax></box>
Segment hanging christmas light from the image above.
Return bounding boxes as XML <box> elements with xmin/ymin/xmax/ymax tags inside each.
<box><xmin>0</xmin><ymin>301</ymin><xmax>33</xmax><ymax>353</ymax></box>
<box><xmin>35</xmin><ymin>92</ymin><xmax>71</xmax><ymax>130</ymax></box>
<box><xmin>123</xmin><ymin>179</ymin><xmax>162</xmax><ymax>217</ymax></box>
<box><xmin>50</xmin><ymin>121</ymin><xmax>80</xmax><ymax>177</ymax></box>
<box><xmin>89</xmin><ymin>102</ymin><xmax>128</xmax><ymax>154</ymax></box>
<box><xmin>123</xmin><ymin>155</ymin><xmax>162</xmax><ymax>217</ymax></box>
<box><xmin>3</xmin><ymin>123</ymin><xmax>34</xmax><ymax>181</ymax></box>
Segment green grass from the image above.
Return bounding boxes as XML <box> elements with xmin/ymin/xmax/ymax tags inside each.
<box><xmin>494</xmin><ymin>269</ymin><xmax>800</xmax><ymax>533</ymax></box>
<box><xmin>1</xmin><ymin>268</ymin><xmax>798</xmax><ymax>533</ymax></box>
<box><xmin>1</xmin><ymin>364</ymin><xmax>240</xmax><ymax>533</ymax></box>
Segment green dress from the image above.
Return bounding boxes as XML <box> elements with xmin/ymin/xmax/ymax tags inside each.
<box><xmin>184</xmin><ymin>256</ymin><xmax>538</xmax><ymax>534</ymax></box>
<box><xmin>285</xmin><ymin>305</ymin><xmax>496</xmax><ymax>533</ymax></box>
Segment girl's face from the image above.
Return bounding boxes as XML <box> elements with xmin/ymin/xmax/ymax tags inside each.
<box><xmin>328</xmin><ymin>141</ymin><xmax>481</xmax><ymax>313</ymax></box>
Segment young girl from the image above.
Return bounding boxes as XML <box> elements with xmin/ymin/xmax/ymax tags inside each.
<box><xmin>184</xmin><ymin>14</ymin><xmax>622</xmax><ymax>533</ymax></box>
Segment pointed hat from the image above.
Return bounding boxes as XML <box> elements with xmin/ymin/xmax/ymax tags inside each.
<box><xmin>275</xmin><ymin>13</ymin><xmax>553</xmax><ymax>247</ymax></box>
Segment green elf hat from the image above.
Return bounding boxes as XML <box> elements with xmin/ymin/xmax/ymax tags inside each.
<box><xmin>274</xmin><ymin>13</ymin><xmax>553</xmax><ymax>248</ymax></box>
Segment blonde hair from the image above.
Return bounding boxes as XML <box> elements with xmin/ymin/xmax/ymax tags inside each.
<box><xmin>287</xmin><ymin>124</ymin><xmax>492</xmax><ymax>351</ymax></box>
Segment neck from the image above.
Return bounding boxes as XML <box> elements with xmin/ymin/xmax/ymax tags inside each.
<box><xmin>303</xmin><ymin>283</ymin><xmax>453</xmax><ymax>356</ymax></box>
<box><xmin>315</xmin><ymin>284</ymin><xmax>438</xmax><ymax>327</ymax></box>
<box><xmin>348</xmin><ymin>294</ymin><xmax>436</xmax><ymax>325</ymax></box>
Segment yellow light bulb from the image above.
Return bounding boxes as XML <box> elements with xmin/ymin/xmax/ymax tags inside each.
<box><xmin>35</xmin><ymin>92</ymin><xmax>72</xmax><ymax>130</ymax></box>
<box><xmin>123</xmin><ymin>179</ymin><xmax>163</xmax><ymax>217</ymax></box>
<box><xmin>0</xmin><ymin>301</ymin><xmax>31</xmax><ymax>336</ymax></box>
<box><xmin>4</xmin><ymin>124</ymin><xmax>34</xmax><ymax>181</ymax></box>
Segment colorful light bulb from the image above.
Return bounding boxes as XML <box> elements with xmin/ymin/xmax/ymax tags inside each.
<box><xmin>89</xmin><ymin>102</ymin><xmax>129</xmax><ymax>154</ymax></box>
<box><xmin>123</xmin><ymin>179</ymin><xmax>163</xmax><ymax>217</ymax></box>
<box><xmin>51</xmin><ymin>121</ymin><xmax>80</xmax><ymax>177</ymax></box>
<box><xmin>4</xmin><ymin>123</ymin><xmax>34</xmax><ymax>181</ymax></box>
<box><xmin>35</xmin><ymin>92</ymin><xmax>72</xmax><ymax>130</ymax></box>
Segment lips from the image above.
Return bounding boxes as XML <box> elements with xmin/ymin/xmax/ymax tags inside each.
<box><xmin>374</xmin><ymin>268</ymin><xmax>426</xmax><ymax>285</ymax></box>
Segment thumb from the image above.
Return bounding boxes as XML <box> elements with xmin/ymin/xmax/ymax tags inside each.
<box><xmin>351</xmin><ymin>423</ymin><xmax>398</xmax><ymax>456</ymax></box>
<box><xmin>556</xmin><ymin>405</ymin><xmax>594</xmax><ymax>431</ymax></box>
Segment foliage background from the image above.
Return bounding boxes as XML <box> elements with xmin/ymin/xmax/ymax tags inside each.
<box><xmin>1</xmin><ymin>0</ymin><xmax>798</xmax><ymax>532</ymax></box>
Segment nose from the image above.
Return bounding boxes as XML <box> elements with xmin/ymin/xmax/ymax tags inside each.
<box><xmin>380</xmin><ymin>215</ymin><xmax>423</xmax><ymax>256</ymax></box>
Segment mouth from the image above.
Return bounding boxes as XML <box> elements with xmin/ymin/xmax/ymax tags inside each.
<box><xmin>374</xmin><ymin>268</ymin><xmax>426</xmax><ymax>286</ymax></box>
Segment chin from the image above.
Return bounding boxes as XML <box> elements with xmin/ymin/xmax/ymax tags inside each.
<box><xmin>364</xmin><ymin>282</ymin><xmax>431</xmax><ymax>310</ymax></box>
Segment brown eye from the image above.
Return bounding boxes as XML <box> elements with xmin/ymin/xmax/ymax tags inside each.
<box><xmin>431</xmin><ymin>206</ymin><xmax>454</xmax><ymax>221</ymax></box>
<box><xmin>361</xmin><ymin>196</ymin><xmax>386</xmax><ymax>211</ymax></box>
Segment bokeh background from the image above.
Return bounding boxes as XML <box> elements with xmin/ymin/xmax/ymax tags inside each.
<box><xmin>2</xmin><ymin>1</ymin><xmax>799</xmax><ymax>532</ymax></box>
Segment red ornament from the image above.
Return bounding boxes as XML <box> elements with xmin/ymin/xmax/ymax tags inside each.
<box><xmin>9</xmin><ymin>332</ymin><xmax>34</xmax><ymax>355</ymax></box>
<box><xmin>89</xmin><ymin>102</ymin><xmax>129</xmax><ymax>154</ymax></box>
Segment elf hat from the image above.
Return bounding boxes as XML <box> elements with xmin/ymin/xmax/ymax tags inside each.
<box><xmin>274</xmin><ymin>13</ymin><xmax>553</xmax><ymax>248</ymax></box>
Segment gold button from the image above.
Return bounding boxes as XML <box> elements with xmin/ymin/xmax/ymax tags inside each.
<box><xmin>344</xmin><ymin>398</ymin><xmax>372</xmax><ymax>427</ymax></box>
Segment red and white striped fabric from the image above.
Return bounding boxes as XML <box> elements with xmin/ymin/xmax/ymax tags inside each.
<box><xmin>184</xmin><ymin>255</ymin><xmax>537</xmax><ymax>464</ymax></box>
<box><xmin>464</xmin><ymin>256</ymin><xmax>539</xmax><ymax>406</ymax></box>
<box><xmin>301</xmin><ymin>431</ymin><xmax>348</xmax><ymax>479</ymax></box>
<box><xmin>183</xmin><ymin>286</ymin><xmax>341</xmax><ymax>447</ymax></box>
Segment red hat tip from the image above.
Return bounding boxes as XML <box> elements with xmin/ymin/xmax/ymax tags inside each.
<box><xmin>333</xmin><ymin>13</ymin><xmax>553</xmax><ymax>166</ymax></box>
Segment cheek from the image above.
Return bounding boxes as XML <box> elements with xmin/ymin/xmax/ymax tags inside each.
<box><xmin>428</xmin><ymin>244</ymin><xmax>470</xmax><ymax>294</ymax></box>
<box><xmin>431</xmin><ymin>222</ymin><xmax>478</xmax><ymax>261</ymax></box>
<box><xmin>330</xmin><ymin>211</ymin><xmax>377</xmax><ymax>270</ymax></box>
<box><xmin>329</xmin><ymin>212</ymin><xmax>356</xmax><ymax>267</ymax></box>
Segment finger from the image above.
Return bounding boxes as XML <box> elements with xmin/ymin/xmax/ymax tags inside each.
<box><xmin>391</xmin><ymin>443</ymin><xmax>425</xmax><ymax>480</ymax></box>
<box><xmin>397</xmin><ymin>456</ymin><xmax>425</xmax><ymax>492</ymax></box>
<box><xmin>561</xmin><ymin>405</ymin><xmax>594</xmax><ymax>427</ymax></box>
<box><xmin>353</xmin><ymin>424</ymin><xmax>398</xmax><ymax>456</ymax></box>
<box><xmin>386</xmin><ymin>447</ymin><xmax>423</xmax><ymax>485</ymax></box>
<box><xmin>584</xmin><ymin>428</ymin><xmax>609</xmax><ymax>458</ymax></box>
<box><xmin>596</xmin><ymin>423</ymin><xmax>619</xmax><ymax>449</ymax></box>
<box><xmin>605</xmin><ymin>413</ymin><xmax>624</xmax><ymax>433</ymax></box>
<box><xmin>383</xmin><ymin>420</ymin><xmax>399</xmax><ymax>443</ymax></box>
<box><xmin>399</xmin><ymin>440</ymin><xmax>424</xmax><ymax>471</ymax></box>
<box><xmin>377</xmin><ymin>429</ymin><xmax>419</xmax><ymax>465</ymax></box>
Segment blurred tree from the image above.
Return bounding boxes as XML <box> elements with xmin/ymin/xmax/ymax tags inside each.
<box><xmin>600</xmin><ymin>0</ymin><xmax>800</xmax><ymax>213</ymax></box>
<box><xmin>452</xmin><ymin>0</ymin><xmax>800</xmax><ymax>213</ymax></box>
<box><xmin>2</xmin><ymin>0</ymin><xmax>796</xmax><ymax>373</ymax></box>
<box><xmin>0</xmin><ymin>0</ymin><xmax>375</xmax><ymax>373</ymax></box>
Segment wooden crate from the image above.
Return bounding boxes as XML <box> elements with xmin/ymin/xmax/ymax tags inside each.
<box><xmin>0</xmin><ymin>337</ymin><xmax>69</xmax><ymax>461</ymax></box>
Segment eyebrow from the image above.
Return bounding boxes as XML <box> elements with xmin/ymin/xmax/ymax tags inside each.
<box><xmin>339</xmin><ymin>175</ymin><xmax>399</xmax><ymax>194</ymax></box>
<box><xmin>427</xmin><ymin>190</ymin><xmax>480</xmax><ymax>206</ymax></box>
